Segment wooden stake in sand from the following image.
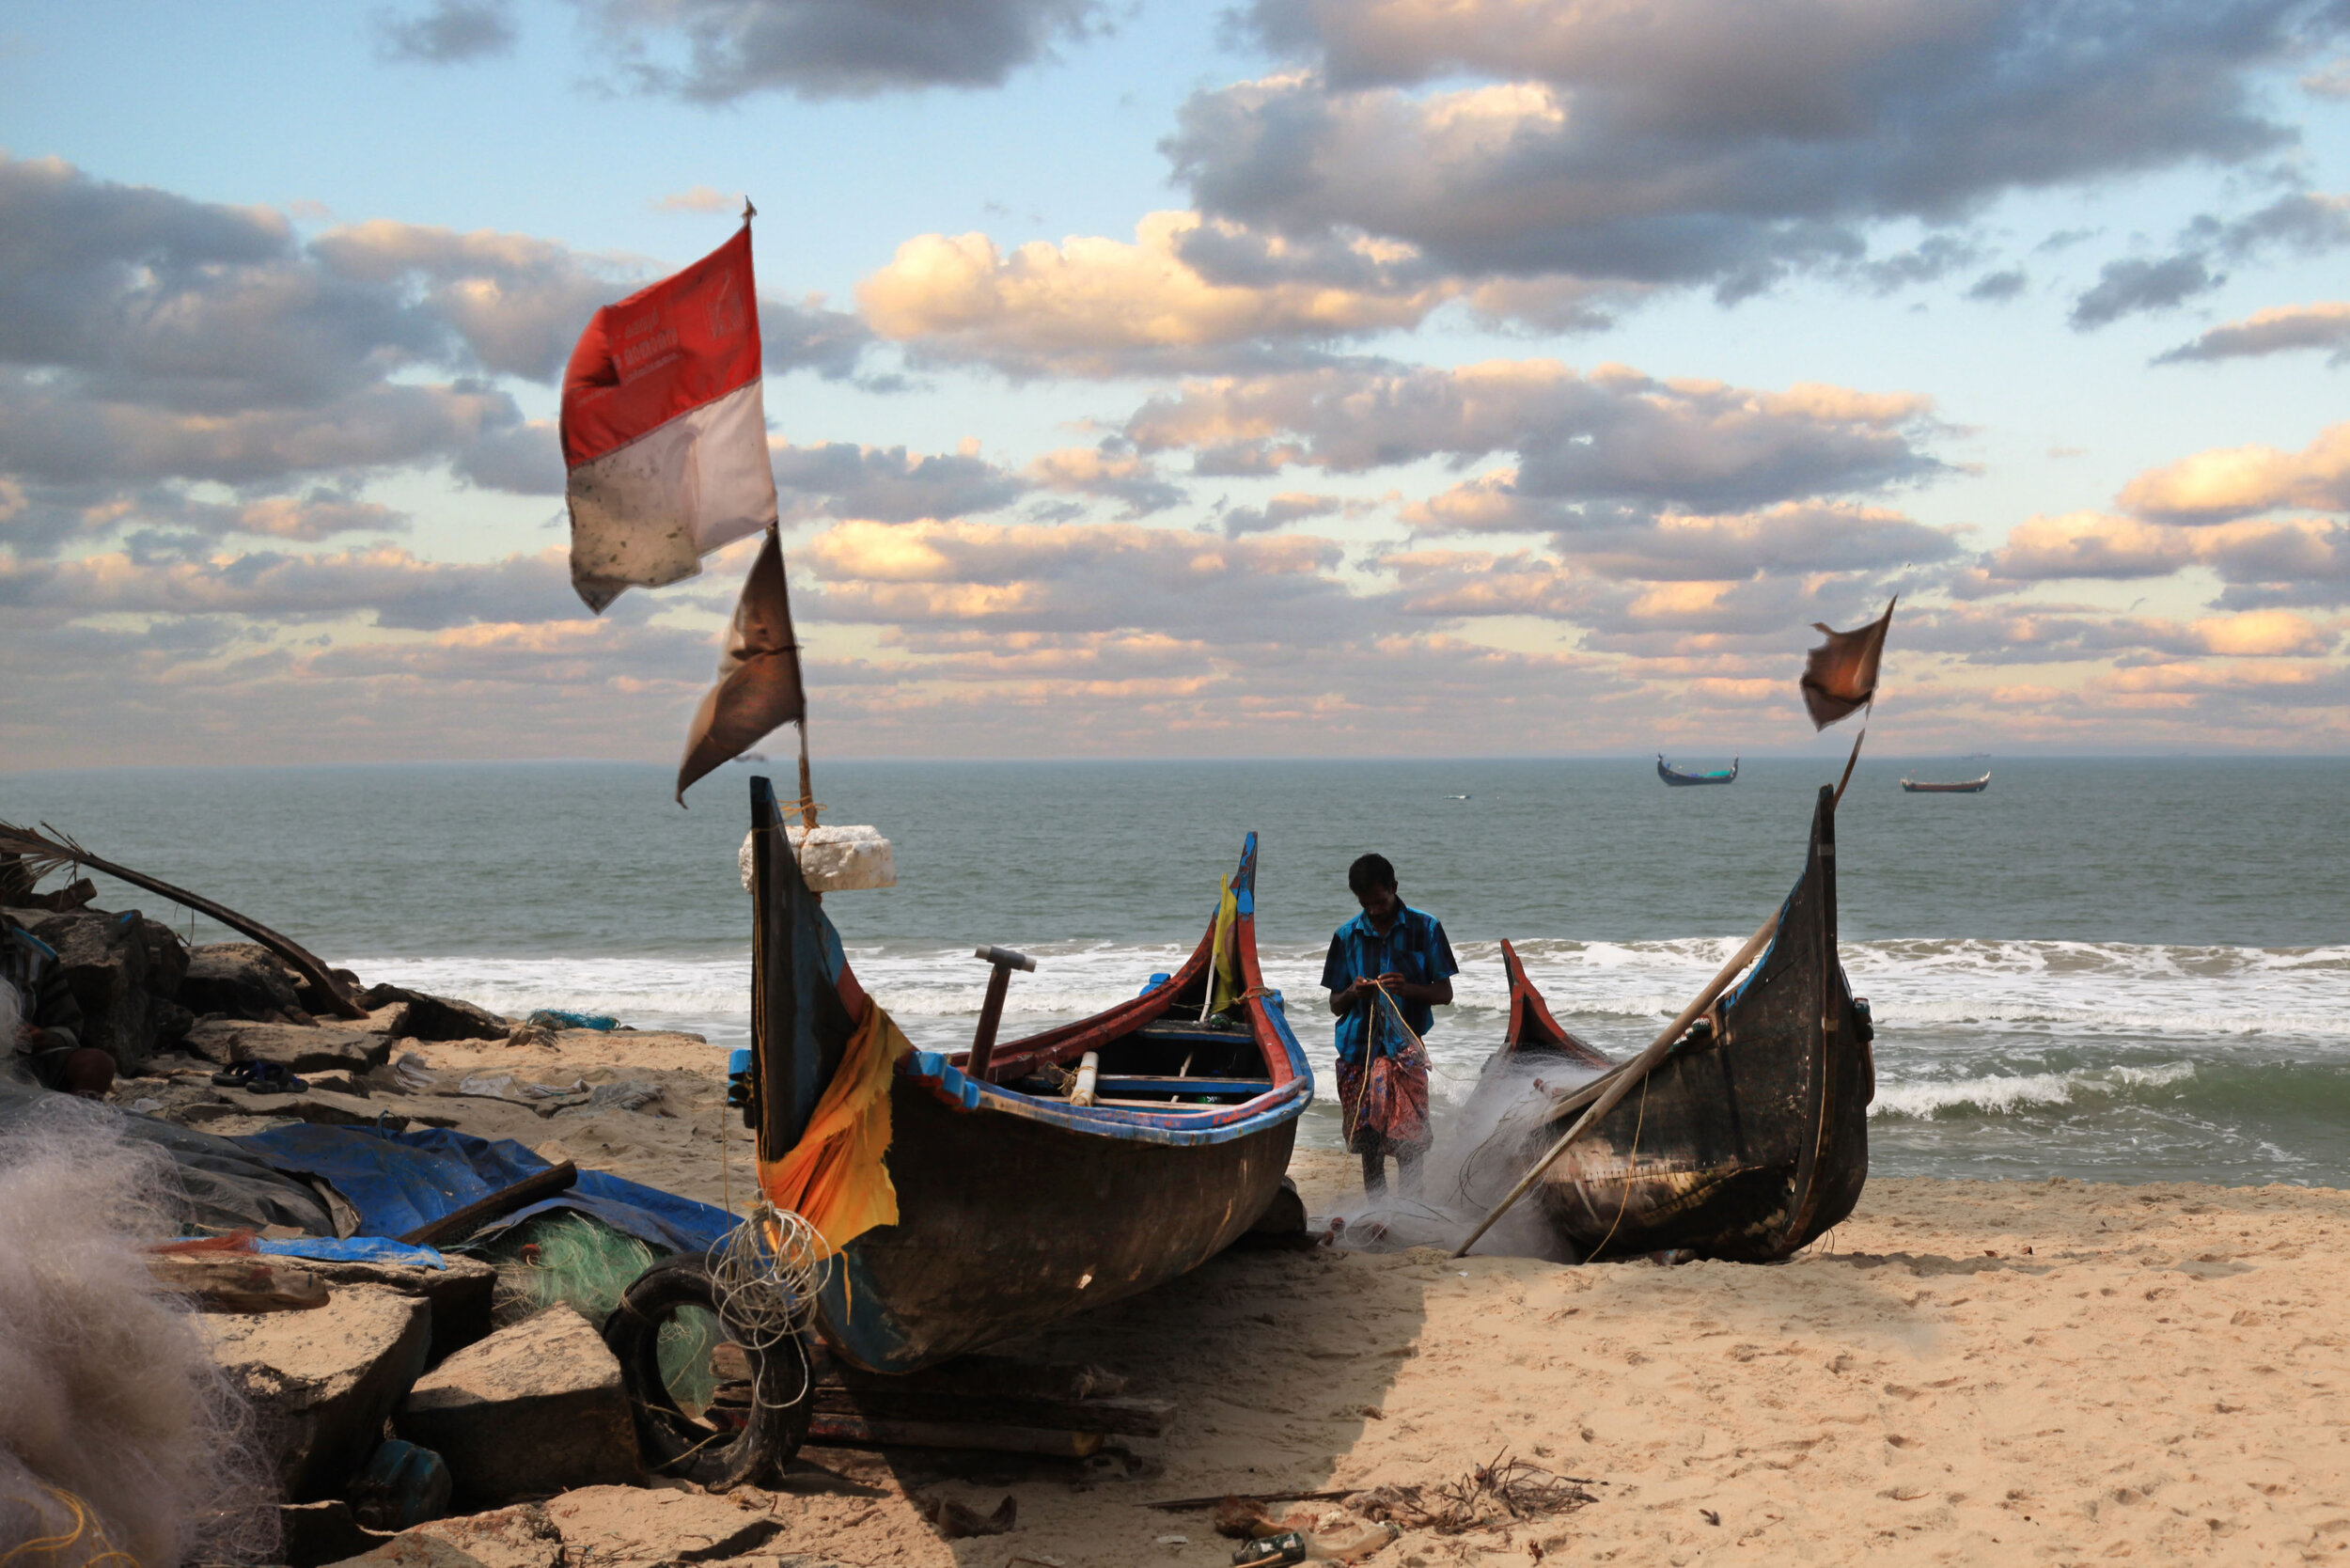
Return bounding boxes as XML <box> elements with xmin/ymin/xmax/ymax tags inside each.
<box><xmin>1449</xmin><ymin>909</ymin><xmax>1783</xmax><ymax>1259</ymax></box>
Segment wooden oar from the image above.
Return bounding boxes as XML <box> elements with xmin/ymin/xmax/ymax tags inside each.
<box><xmin>1449</xmin><ymin>909</ymin><xmax>1782</xmax><ymax>1259</ymax></box>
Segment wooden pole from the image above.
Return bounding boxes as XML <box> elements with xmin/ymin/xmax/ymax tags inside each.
<box><xmin>1450</xmin><ymin>909</ymin><xmax>1781</xmax><ymax>1259</ymax></box>
<box><xmin>795</xmin><ymin>722</ymin><xmax>819</xmax><ymax>829</ymax></box>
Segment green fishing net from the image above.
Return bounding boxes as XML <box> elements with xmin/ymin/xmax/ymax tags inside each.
<box><xmin>472</xmin><ymin>1213</ymin><xmax>722</xmax><ymax>1411</ymax></box>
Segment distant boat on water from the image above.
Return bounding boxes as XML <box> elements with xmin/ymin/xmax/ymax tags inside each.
<box><xmin>1657</xmin><ymin>755</ymin><xmax>1739</xmax><ymax>786</ymax></box>
<box><xmin>1901</xmin><ymin>772</ymin><xmax>1990</xmax><ymax>793</ymax></box>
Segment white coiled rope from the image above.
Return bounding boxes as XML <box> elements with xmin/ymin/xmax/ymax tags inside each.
<box><xmin>710</xmin><ymin>1200</ymin><xmax>830</xmax><ymax>1411</ymax></box>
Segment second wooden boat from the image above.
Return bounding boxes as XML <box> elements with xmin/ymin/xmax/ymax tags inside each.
<box><xmin>744</xmin><ymin>777</ymin><xmax>1311</xmax><ymax>1373</ymax></box>
<box><xmin>1470</xmin><ymin>785</ymin><xmax>1873</xmax><ymax>1262</ymax></box>
<box><xmin>1657</xmin><ymin>754</ymin><xmax>1739</xmax><ymax>786</ymax></box>
<box><xmin>1901</xmin><ymin>772</ymin><xmax>1990</xmax><ymax>793</ymax></box>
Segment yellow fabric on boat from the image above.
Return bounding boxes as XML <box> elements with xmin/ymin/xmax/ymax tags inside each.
<box><xmin>758</xmin><ymin>998</ymin><xmax>915</xmax><ymax>1258</ymax></box>
<box><xmin>1206</xmin><ymin>874</ymin><xmax>1241</xmax><ymax>1018</ymax></box>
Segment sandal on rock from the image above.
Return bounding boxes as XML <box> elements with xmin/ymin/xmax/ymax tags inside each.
<box><xmin>241</xmin><ymin>1061</ymin><xmax>307</xmax><ymax>1095</ymax></box>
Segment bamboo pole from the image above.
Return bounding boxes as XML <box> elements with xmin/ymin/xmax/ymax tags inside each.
<box><xmin>1449</xmin><ymin>908</ymin><xmax>1782</xmax><ymax>1259</ymax></box>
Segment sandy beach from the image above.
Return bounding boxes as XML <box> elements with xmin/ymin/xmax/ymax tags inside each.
<box><xmin>321</xmin><ymin>1029</ymin><xmax>2350</xmax><ymax>1567</ymax></box>
<box><xmin>666</xmin><ymin>1151</ymin><xmax>2337</xmax><ymax>1568</ymax></box>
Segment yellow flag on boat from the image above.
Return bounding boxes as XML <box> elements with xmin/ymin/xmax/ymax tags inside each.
<box><xmin>1206</xmin><ymin>874</ymin><xmax>1242</xmax><ymax>1019</ymax></box>
<box><xmin>758</xmin><ymin>999</ymin><xmax>915</xmax><ymax>1257</ymax></box>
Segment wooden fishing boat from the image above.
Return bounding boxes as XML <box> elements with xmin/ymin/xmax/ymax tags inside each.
<box><xmin>1657</xmin><ymin>754</ymin><xmax>1739</xmax><ymax>786</ymax></box>
<box><xmin>1901</xmin><ymin>772</ymin><xmax>1990</xmax><ymax>793</ymax></box>
<box><xmin>744</xmin><ymin>776</ymin><xmax>1311</xmax><ymax>1373</ymax></box>
<box><xmin>1476</xmin><ymin>785</ymin><xmax>1873</xmax><ymax>1262</ymax></box>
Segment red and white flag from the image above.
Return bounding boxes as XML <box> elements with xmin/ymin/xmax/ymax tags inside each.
<box><xmin>560</xmin><ymin>224</ymin><xmax>777</xmax><ymax>612</ymax></box>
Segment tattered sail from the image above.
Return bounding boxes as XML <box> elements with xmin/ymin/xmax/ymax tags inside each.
<box><xmin>677</xmin><ymin>527</ymin><xmax>806</xmax><ymax>802</ymax></box>
<box><xmin>1801</xmin><ymin>597</ymin><xmax>1896</xmax><ymax>729</ymax></box>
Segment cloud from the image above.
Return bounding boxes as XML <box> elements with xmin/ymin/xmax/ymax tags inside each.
<box><xmin>856</xmin><ymin>212</ymin><xmax>1463</xmax><ymax>376</ymax></box>
<box><xmin>1963</xmin><ymin>511</ymin><xmax>2350</xmax><ymax>607</ymax></box>
<box><xmin>1965</xmin><ymin>269</ymin><xmax>2029</xmax><ymax>303</ymax></box>
<box><xmin>2069</xmin><ymin>253</ymin><xmax>2224</xmax><ymax>328</ymax></box>
<box><xmin>372</xmin><ymin>0</ymin><xmax>517</xmax><ymax>63</ymax></box>
<box><xmin>651</xmin><ymin>185</ymin><xmax>736</xmax><ymax>214</ymax></box>
<box><xmin>1169</xmin><ymin>0</ymin><xmax>2342</xmax><ymax>301</ymax></box>
<box><xmin>1025</xmin><ymin>446</ymin><xmax>1186</xmax><ymax>517</ymax></box>
<box><xmin>1219</xmin><ymin>491</ymin><xmax>1343</xmax><ymax>536</ymax></box>
<box><xmin>773</xmin><ymin>440</ymin><xmax>1028</xmax><ymax>524</ymax></box>
<box><xmin>2070</xmin><ymin>192</ymin><xmax>2350</xmax><ymax>328</ymax></box>
<box><xmin>1126</xmin><ymin>361</ymin><xmax>1943</xmax><ymax>512</ymax></box>
<box><xmin>2118</xmin><ymin>421</ymin><xmax>2350</xmax><ymax>522</ymax></box>
<box><xmin>578</xmin><ymin>0</ymin><xmax>1104</xmax><ymax>102</ymax></box>
<box><xmin>2155</xmin><ymin>301</ymin><xmax>2350</xmax><ymax>365</ymax></box>
<box><xmin>1902</xmin><ymin>603</ymin><xmax>2337</xmax><ymax>662</ymax></box>
<box><xmin>0</xmin><ymin>544</ymin><xmax>581</xmax><ymax>632</ymax></box>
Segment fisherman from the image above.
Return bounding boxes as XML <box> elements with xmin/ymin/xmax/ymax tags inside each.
<box><xmin>1324</xmin><ymin>854</ymin><xmax>1457</xmax><ymax>1199</ymax></box>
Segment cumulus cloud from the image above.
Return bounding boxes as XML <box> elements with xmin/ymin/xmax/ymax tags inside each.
<box><xmin>1025</xmin><ymin>446</ymin><xmax>1185</xmax><ymax>517</ymax></box>
<box><xmin>373</xmin><ymin>0</ymin><xmax>517</xmax><ymax>62</ymax></box>
<box><xmin>651</xmin><ymin>185</ymin><xmax>736</xmax><ymax>214</ymax></box>
<box><xmin>773</xmin><ymin>440</ymin><xmax>1027</xmax><ymax>524</ymax></box>
<box><xmin>2118</xmin><ymin>421</ymin><xmax>2350</xmax><ymax>522</ymax></box>
<box><xmin>0</xmin><ymin>545</ymin><xmax>580</xmax><ymax>632</ymax></box>
<box><xmin>1171</xmin><ymin>0</ymin><xmax>2342</xmax><ymax>301</ymax></box>
<box><xmin>1961</xmin><ymin>512</ymin><xmax>2350</xmax><ymax>608</ymax></box>
<box><xmin>1219</xmin><ymin>491</ymin><xmax>1343</xmax><ymax>536</ymax></box>
<box><xmin>1125</xmin><ymin>361</ymin><xmax>1942</xmax><ymax>512</ymax></box>
<box><xmin>2155</xmin><ymin>301</ymin><xmax>2350</xmax><ymax>365</ymax></box>
<box><xmin>578</xmin><ymin>0</ymin><xmax>1104</xmax><ymax>102</ymax></box>
<box><xmin>857</xmin><ymin>212</ymin><xmax>1463</xmax><ymax>376</ymax></box>
<box><xmin>2070</xmin><ymin>192</ymin><xmax>2350</xmax><ymax>328</ymax></box>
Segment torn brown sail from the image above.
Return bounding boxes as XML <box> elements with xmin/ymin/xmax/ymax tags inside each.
<box><xmin>677</xmin><ymin>526</ymin><xmax>807</xmax><ymax>803</ymax></box>
<box><xmin>1800</xmin><ymin>597</ymin><xmax>1896</xmax><ymax>729</ymax></box>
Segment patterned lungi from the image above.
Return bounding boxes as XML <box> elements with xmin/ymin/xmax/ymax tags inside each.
<box><xmin>1337</xmin><ymin>1040</ymin><xmax>1433</xmax><ymax>1157</ymax></box>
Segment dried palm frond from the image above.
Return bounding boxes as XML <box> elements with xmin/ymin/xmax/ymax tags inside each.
<box><xmin>0</xmin><ymin>819</ymin><xmax>366</xmax><ymax>1018</ymax></box>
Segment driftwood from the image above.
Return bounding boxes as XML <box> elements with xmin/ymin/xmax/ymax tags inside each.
<box><xmin>145</xmin><ymin>1251</ymin><xmax>330</xmax><ymax>1312</ymax></box>
<box><xmin>0</xmin><ymin>819</ymin><xmax>368</xmax><ymax>1019</ymax></box>
<box><xmin>1148</xmin><ymin>1489</ymin><xmax>1359</xmax><ymax>1512</ymax></box>
<box><xmin>397</xmin><ymin>1161</ymin><xmax>577</xmax><ymax>1247</ymax></box>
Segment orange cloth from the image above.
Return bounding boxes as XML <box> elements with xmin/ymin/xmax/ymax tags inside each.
<box><xmin>758</xmin><ymin>999</ymin><xmax>915</xmax><ymax>1257</ymax></box>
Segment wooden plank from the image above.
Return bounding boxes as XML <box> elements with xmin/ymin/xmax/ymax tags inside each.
<box><xmin>146</xmin><ymin>1252</ymin><xmax>329</xmax><ymax>1312</ymax></box>
<box><xmin>813</xmin><ymin>1388</ymin><xmax>1173</xmax><ymax>1436</ymax></box>
<box><xmin>807</xmin><ymin>1415</ymin><xmax>1103</xmax><ymax>1458</ymax></box>
<box><xmin>397</xmin><ymin>1160</ymin><xmax>576</xmax><ymax>1247</ymax></box>
<box><xmin>820</xmin><ymin>1353</ymin><xmax>1129</xmax><ymax>1402</ymax></box>
<box><xmin>1093</xmin><ymin>1076</ymin><xmax>1270</xmax><ymax>1095</ymax></box>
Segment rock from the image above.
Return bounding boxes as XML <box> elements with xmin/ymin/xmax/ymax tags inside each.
<box><xmin>208</xmin><ymin>1284</ymin><xmax>434</xmax><ymax>1501</ymax></box>
<box><xmin>149</xmin><ymin>996</ymin><xmax>196</xmax><ymax>1049</ymax></box>
<box><xmin>26</xmin><ymin>908</ymin><xmax>182</xmax><ymax>1073</ymax></box>
<box><xmin>183</xmin><ymin>942</ymin><xmax>310</xmax><ymax>1021</ymax></box>
<box><xmin>185</xmin><ymin>1018</ymin><xmax>392</xmax><ymax>1074</ymax></box>
<box><xmin>299</xmin><ymin>1254</ymin><xmax>497</xmax><ymax>1364</ymax></box>
<box><xmin>397</xmin><ymin>1307</ymin><xmax>641</xmax><ymax>1505</ymax></box>
<box><xmin>361</xmin><ymin>985</ymin><xmax>512</xmax><ymax>1043</ymax></box>
<box><xmin>322</xmin><ymin>1503</ymin><xmax>564</xmax><ymax>1568</ymax></box>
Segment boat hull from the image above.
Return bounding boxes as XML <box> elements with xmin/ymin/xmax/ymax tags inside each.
<box><xmin>1487</xmin><ymin>785</ymin><xmax>1872</xmax><ymax>1262</ymax></box>
<box><xmin>745</xmin><ymin>777</ymin><xmax>1312</xmax><ymax>1374</ymax></box>
<box><xmin>816</xmin><ymin>1074</ymin><xmax>1296</xmax><ymax>1372</ymax></box>
<box><xmin>1901</xmin><ymin>774</ymin><xmax>1990</xmax><ymax>793</ymax></box>
<box><xmin>1657</xmin><ymin>755</ymin><xmax>1739</xmax><ymax>786</ymax></box>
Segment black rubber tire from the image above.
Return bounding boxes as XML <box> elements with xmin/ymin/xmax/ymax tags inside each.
<box><xmin>602</xmin><ymin>1253</ymin><xmax>813</xmax><ymax>1489</ymax></box>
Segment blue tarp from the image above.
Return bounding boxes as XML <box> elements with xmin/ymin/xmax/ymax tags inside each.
<box><xmin>236</xmin><ymin>1124</ymin><xmax>737</xmax><ymax>1256</ymax></box>
<box><xmin>255</xmin><ymin>1236</ymin><xmax>448</xmax><ymax>1268</ymax></box>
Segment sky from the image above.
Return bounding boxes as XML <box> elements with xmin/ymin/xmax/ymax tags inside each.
<box><xmin>3</xmin><ymin>0</ymin><xmax>2348</xmax><ymax>771</ymax></box>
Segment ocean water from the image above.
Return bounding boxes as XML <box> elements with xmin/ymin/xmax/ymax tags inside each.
<box><xmin>7</xmin><ymin>757</ymin><xmax>2345</xmax><ymax>1186</ymax></box>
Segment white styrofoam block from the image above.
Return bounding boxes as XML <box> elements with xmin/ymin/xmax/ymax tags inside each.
<box><xmin>738</xmin><ymin>825</ymin><xmax>897</xmax><ymax>892</ymax></box>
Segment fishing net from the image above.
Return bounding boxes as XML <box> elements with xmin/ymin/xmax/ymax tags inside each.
<box><xmin>474</xmin><ymin>1214</ymin><xmax>725</xmax><ymax>1412</ymax></box>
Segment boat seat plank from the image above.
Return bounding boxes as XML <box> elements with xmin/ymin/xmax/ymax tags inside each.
<box><xmin>1093</xmin><ymin>1075</ymin><xmax>1269</xmax><ymax>1096</ymax></box>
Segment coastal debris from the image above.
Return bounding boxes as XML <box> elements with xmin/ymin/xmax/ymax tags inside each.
<box><xmin>917</xmin><ymin>1492</ymin><xmax>1016</xmax><ymax>1539</ymax></box>
<box><xmin>208</xmin><ymin>1284</ymin><xmax>433</xmax><ymax>1500</ymax></box>
<box><xmin>345</xmin><ymin>1439</ymin><xmax>454</xmax><ymax>1532</ymax></box>
<box><xmin>0</xmin><ymin>818</ymin><xmax>368</xmax><ymax>1017</ymax></box>
<box><xmin>1353</xmin><ymin>1450</ymin><xmax>1596</xmax><ymax>1536</ymax></box>
<box><xmin>396</xmin><ymin>1305</ymin><xmax>644</xmax><ymax>1506</ymax></box>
